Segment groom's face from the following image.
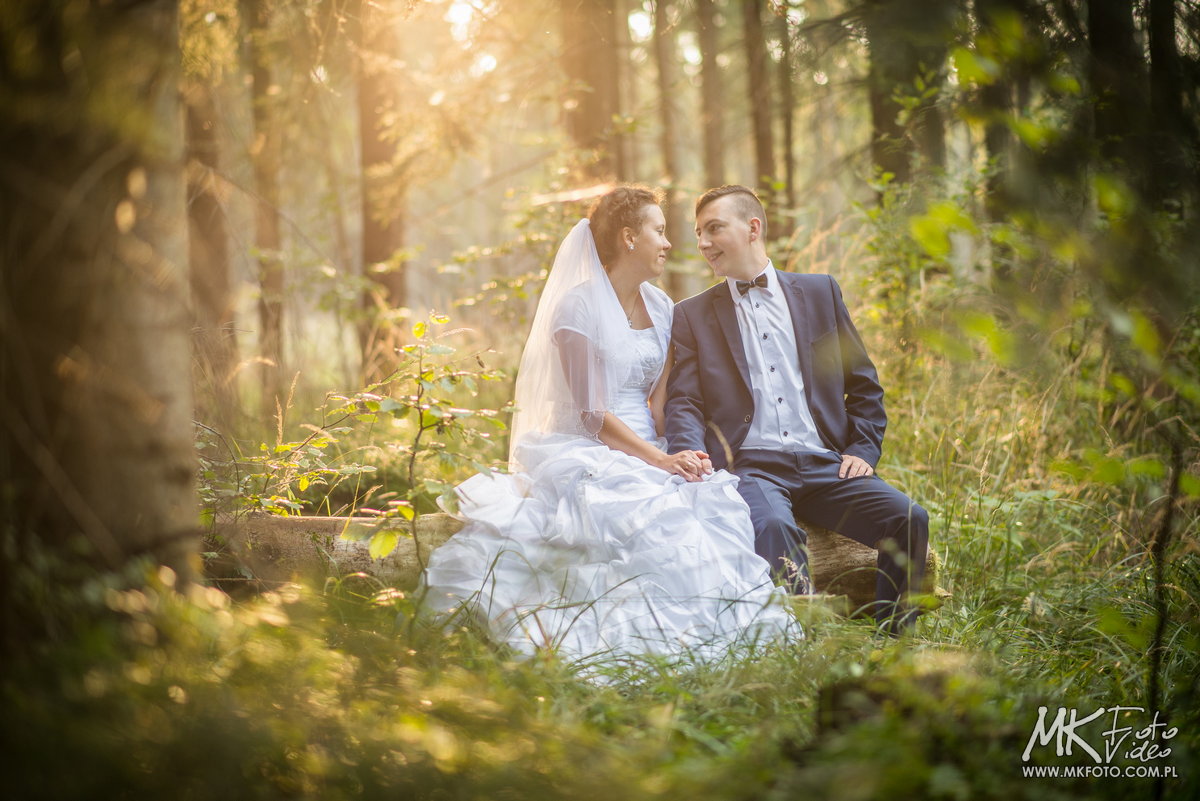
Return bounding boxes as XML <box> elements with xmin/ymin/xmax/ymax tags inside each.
<box><xmin>694</xmin><ymin>196</ymin><xmax>756</xmax><ymax>279</ymax></box>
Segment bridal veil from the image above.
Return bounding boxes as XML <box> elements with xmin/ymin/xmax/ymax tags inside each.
<box><xmin>508</xmin><ymin>218</ymin><xmax>670</xmax><ymax>472</ymax></box>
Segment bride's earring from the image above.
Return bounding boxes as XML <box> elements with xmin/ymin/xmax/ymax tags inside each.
<box><xmin>627</xmin><ymin>243</ymin><xmax>634</xmax><ymax>251</ymax></box>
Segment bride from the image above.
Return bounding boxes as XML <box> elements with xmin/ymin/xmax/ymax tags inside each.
<box><xmin>422</xmin><ymin>185</ymin><xmax>799</xmax><ymax>663</ymax></box>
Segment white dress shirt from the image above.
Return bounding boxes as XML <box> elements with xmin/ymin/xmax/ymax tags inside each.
<box><xmin>725</xmin><ymin>263</ymin><xmax>828</xmax><ymax>454</ymax></box>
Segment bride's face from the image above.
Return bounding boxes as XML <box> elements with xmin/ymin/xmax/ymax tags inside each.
<box><xmin>627</xmin><ymin>204</ymin><xmax>671</xmax><ymax>279</ymax></box>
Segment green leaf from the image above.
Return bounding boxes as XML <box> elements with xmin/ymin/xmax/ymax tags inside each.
<box><xmin>368</xmin><ymin>530</ymin><xmax>400</xmax><ymax>560</ymax></box>
<box><xmin>1109</xmin><ymin>373</ymin><xmax>1136</xmax><ymax>397</ymax></box>
<box><xmin>1096</xmin><ymin>606</ymin><xmax>1150</xmax><ymax>651</ymax></box>
<box><xmin>412</xmin><ymin>321</ymin><xmax>427</xmax><ymax>338</ymax></box>
<box><xmin>1094</xmin><ymin>173</ymin><xmax>1134</xmax><ymax>219</ymax></box>
<box><xmin>908</xmin><ymin>201</ymin><xmax>977</xmax><ymax>261</ymax></box>
<box><xmin>1048</xmin><ymin>72</ymin><xmax>1081</xmax><ymax>95</ymax></box>
<box><xmin>959</xmin><ymin>311</ymin><xmax>1016</xmax><ymax>366</ymax></box>
<box><xmin>1130</xmin><ymin>311</ymin><xmax>1161</xmax><ymax>361</ymax></box>
<box><xmin>1088</xmin><ymin>455</ymin><xmax>1125</xmax><ymax>486</ymax></box>
<box><xmin>439</xmin><ymin>489</ymin><xmax>460</xmax><ymax>515</ymax></box>
<box><xmin>1009</xmin><ymin>117</ymin><xmax>1055</xmax><ymax>150</ymax></box>
<box><xmin>1128</xmin><ymin>458</ymin><xmax>1165</xmax><ymax>480</ymax></box>
<box><xmin>951</xmin><ymin>47</ymin><xmax>997</xmax><ymax>86</ymax></box>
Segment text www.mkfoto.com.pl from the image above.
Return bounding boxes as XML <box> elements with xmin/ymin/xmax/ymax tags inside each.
<box><xmin>1022</xmin><ymin>765</ymin><xmax>1179</xmax><ymax>778</ymax></box>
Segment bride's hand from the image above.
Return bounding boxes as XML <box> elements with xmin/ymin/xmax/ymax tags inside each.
<box><xmin>658</xmin><ymin>450</ymin><xmax>713</xmax><ymax>482</ymax></box>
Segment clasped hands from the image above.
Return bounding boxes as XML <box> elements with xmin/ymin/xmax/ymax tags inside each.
<box><xmin>659</xmin><ymin>449</ymin><xmax>713</xmax><ymax>482</ymax></box>
<box><xmin>661</xmin><ymin>450</ymin><xmax>874</xmax><ymax>482</ymax></box>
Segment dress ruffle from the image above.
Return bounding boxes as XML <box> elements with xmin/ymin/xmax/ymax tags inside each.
<box><xmin>423</xmin><ymin>433</ymin><xmax>800</xmax><ymax>663</ymax></box>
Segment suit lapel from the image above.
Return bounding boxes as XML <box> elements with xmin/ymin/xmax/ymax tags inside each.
<box><xmin>711</xmin><ymin>288</ymin><xmax>753</xmax><ymax>394</ymax></box>
<box><xmin>780</xmin><ymin>274</ymin><xmax>816</xmax><ymax>406</ymax></box>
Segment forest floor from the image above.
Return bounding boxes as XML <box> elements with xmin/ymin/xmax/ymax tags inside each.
<box><xmin>8</xmin><ymin>299</ymin><xmax>1200</xmax><ymax>800</ymax></box>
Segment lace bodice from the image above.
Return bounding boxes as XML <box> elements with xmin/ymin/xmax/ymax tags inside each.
<box><xmin>612</xmin><ymin>327</ymin><xmax>663</xmax><ymax>441</ymax></box>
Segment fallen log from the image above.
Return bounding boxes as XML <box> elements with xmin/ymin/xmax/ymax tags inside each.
<box><xmin>212</xmin><ymin>513</ymin><xmax>946</xmax><ymax>613</ymax></box>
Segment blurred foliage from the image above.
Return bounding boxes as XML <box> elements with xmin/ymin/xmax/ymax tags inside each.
<box><xmin>198</xmin><ymin>311</ymin><xmax>509</xmax><ymax>566</ymax></box>
<box><xmin>4</xmin><ymin>540</ymin><xmax>1198</xmax><ymax>799</ymax></box>
<box><xmin>7</xmin><ymin>0</ymin><xmax>1200</xmax><ymax>798</ymax></box>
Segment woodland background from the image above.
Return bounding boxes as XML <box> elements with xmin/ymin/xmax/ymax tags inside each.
<box><xmin>2</xmin><ymin>1</ymin><xmax>1200</xmax><ymax>799</ymax></box>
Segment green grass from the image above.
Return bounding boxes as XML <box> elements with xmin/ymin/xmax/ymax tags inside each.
<box><xmin>7</xmin><ymin>554</ymin><xmax>1195</xmax><ymax>800</ymax></box>
<box><xmin>8</xmin><ymin>276</ymin><xmax>1200</xmax><ymax>801</ymax></box>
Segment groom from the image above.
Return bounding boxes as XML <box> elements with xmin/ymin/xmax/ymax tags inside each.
<box><xmin>665</xmin><ymin>185</ymin><xmax>929</xmax><ymax>634</ymax></box>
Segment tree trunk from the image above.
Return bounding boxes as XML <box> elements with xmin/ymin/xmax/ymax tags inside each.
<box><xmin>185</xmin><ymin>79</ymin><xmax>238</xmax><ymax>430</ymax></box>
<box><xmin>778</xmin><ymin>3</ymin><xmax>797</xmax><ymax>231</ymax></box>
<box><xmin>696</xmin><ymin>0</ymin><xmax>726</xmax><ymax>188</ymax></box>
<box><xmin>613</xmin><ymin>0</ymin><xmax>639</xmax><ymax>180</ymax></box>
<box><xmin>561</xmin><ymin>0</ymin><xmax>622</xmax><ymax>179</ymax></box>
<box><xmin>742</xmin><ymin>0</ymin><xmax>778</xmax><ymax>231</ymax></box>
<box><xmin>0</xmin><ymin>0</ymin><xmax>198</xmax><ymax>649</ymax></box>
<box><xmin>318</xmin><ymin>120</ymin><xmax>358</xmax><ymax>389</ymax></box>
<box><xmin>863</xmin><ymin>0</ymin><xmax>953</xmax><ymax>185</ymax></box>
<box><xmin>653</xmin><ymin>0</ymin><xmax>688</xmax><ymax>298</ymax></box>
<box><xmin>356</xmin><ymin>0</ymin><xmax>408</xmax><ymax>379</ymax></box>
<box><xmin>245</xmin><ymin>0</ymin><xmax>285</xmax><ymax>415</ymax></box>
<box><xmin>976</xmin><ymin>0</ymin><xmax>1034</xmax><ymax>287</ymax></box>
<box><xmin>1148</xmin><ymin>0</ymin><xmax>1191</xmax><ymax>204</ymax></box>
<box><xmin>1087</xmin><ymin>0</ymin><xmax>1147</xmax><ymax>178</ymax></box>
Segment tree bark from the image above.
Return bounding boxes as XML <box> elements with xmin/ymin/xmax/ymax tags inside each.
<box><xmin>863</xmin><ymin>0</ymin><xmax>954</xmax><ymax>185</ymax></box>
<box><xmin>778</xmin><ymin>3</ymin><xmax>798</xmax><ymax>229</ymax></box>
<box><xmin>0</xmin><ymin>0</ymin><xmax>198</xmax><ymax>648</ymax></box>
<box><xmin>653</xmin><ymin>0</ymin><xmax>688</xmax><ymax>298</ymax></box>
<box><xmin>696</xmin><ymin>0</ymin><xmax>726</xmax><ymax>188</ymax></box>
<box><xmin>1087</xmin><ymin>0</ymin><xmax>1147</xmax><ymax>177</ymax></box>
<box><xmin>977</xmin><ymin>0</ymin><xmax>1014</xmax><ymax>221</ymax></box>
<box><xmin>355</xmin><ymin>0</ymin><xmax>408</xmax><ymax>378</ymax></box>
<box><xmin>613</xmin><ymin>0</ymin><xmax>639</xmax><ymax>180</ymax></box>
<box><xmin>244</xmin><ymin>0</ymin><xmax>285</xmax><ymax>415</ymax></box>
<box><xmin>1148</xmin><ymin>0</ymin><xmax>1191</xmax><ymax>203</ymax></box>
<box><xmin>976</xmin><ymin>0</ymin><xmax>1035</xmax><ymax>287</ymax></box>
<box><xmin>185</xmin><ymin>79</ymin><xmax>238</xmax><ymax>430</ymax></box>
<box><xmin>742</xmin><ymin>0</ymin><xmax>778</xmax><ymax>230</ymax></box>
<box><xmin>561</xmin><ymin>0</ymin><xmax>622</xmax><ymax>179</ymax></box>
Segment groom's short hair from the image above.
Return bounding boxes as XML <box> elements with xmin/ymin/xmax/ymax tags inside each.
<box><xmin>695</xmin><ymin>185</ymin><xmax>767</xmax><ymax>238</ymax></box>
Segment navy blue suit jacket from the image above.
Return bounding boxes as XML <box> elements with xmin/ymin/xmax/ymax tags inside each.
<box><xmin>665</xmin><ymin>273</ymin><xmax>886</xmax><ymax>471</ymax></box>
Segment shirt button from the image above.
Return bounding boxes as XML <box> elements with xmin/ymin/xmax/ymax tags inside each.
<box><xmin>762</xmin><ymin>333</ymin><xmax>768</xmax><ymax>340</ymax></box>
<box><xmin>777</xmin><ymin>397</ymin><xmax>783</xmax><ymax>403</ymax></box>
<box><xmin>755</xmin><ymin>303</ymin><xmax>761</xmax><ymax>308</ymax></box>
<box><xmin>783</xmin><ymin>431</ymin><xmax>789</xmax><ymax>436</ymax></box>
<box><xmin>743</xmin><ymin>415</ymin><xmax>752</xmax><ymax>423</ymax></box>
<box><xmin>770</xmin><ymin>366</ymin><xmax>776</xmax><ymax>372</ymax></box>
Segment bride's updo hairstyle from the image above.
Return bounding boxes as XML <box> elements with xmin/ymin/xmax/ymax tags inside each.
<box><xmin>587</xmin><ymin>184</ymin><xmax>664</xmax><ymax>269</ymax></box>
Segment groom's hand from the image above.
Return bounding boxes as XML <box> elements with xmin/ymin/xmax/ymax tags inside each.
<box><xmin>660</xmin><ymin>449</ymin><xmax>713</xmax><ymax>482</ymax></box>
<box><xmin>838</xmin><ymin>454</ymin><xmax>874</xmax><ymax>479</ymax></box>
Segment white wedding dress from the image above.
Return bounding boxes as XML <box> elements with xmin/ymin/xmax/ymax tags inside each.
<box><xmin>422</xmin><ymin>324</ymin><xmax>799</xmax><ymax>664</ymax></box>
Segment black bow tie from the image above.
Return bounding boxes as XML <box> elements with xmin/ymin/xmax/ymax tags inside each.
<box><xmin>736</xmin><ymin>274</ymin><xmax>769</xmax><ymax>296</ymax></box>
